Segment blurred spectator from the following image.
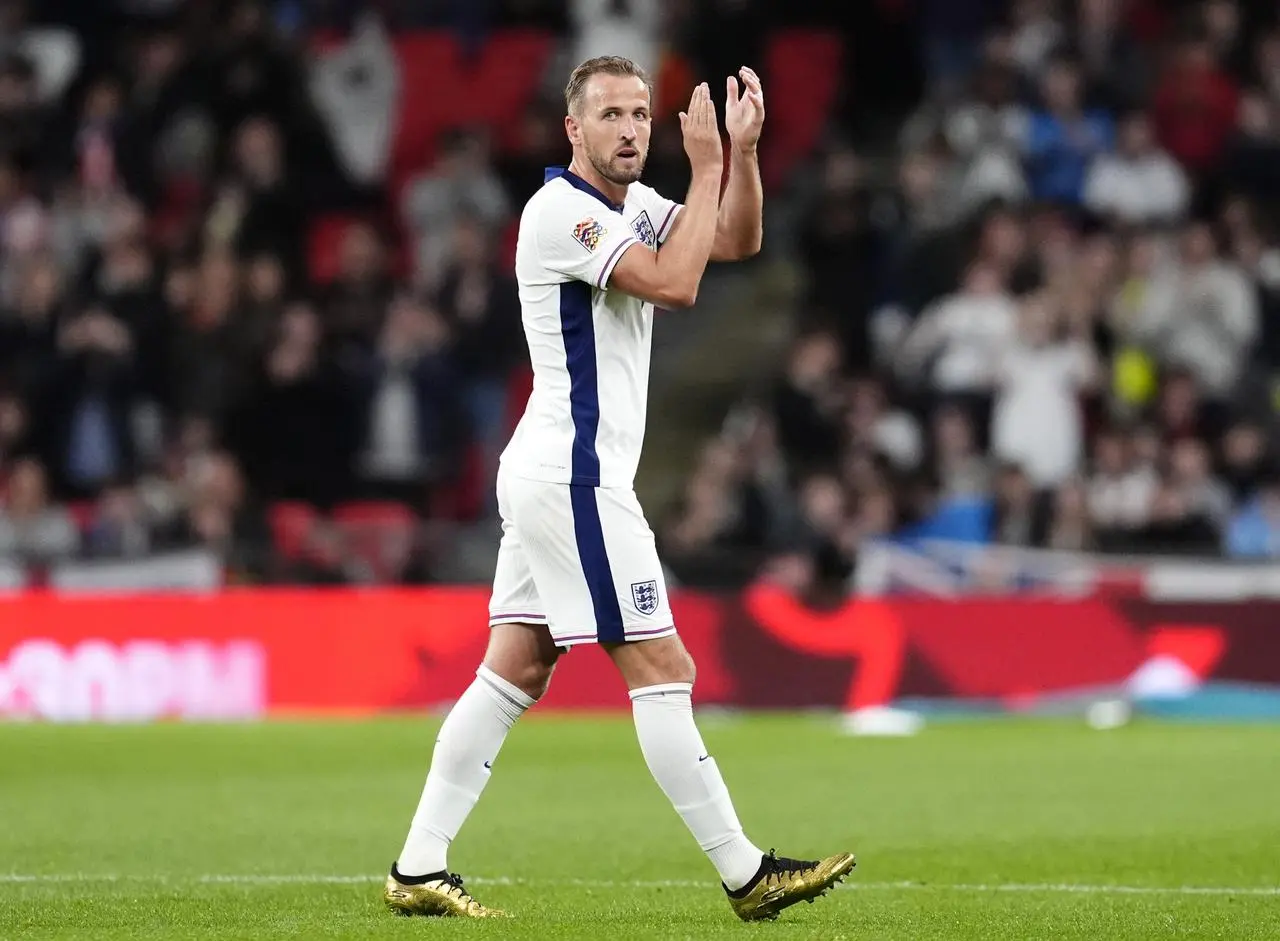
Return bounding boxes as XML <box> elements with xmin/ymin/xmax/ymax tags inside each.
<box><xmin>1008</xmin><ymin>0</ymin><xmax>1065</xmax><ymax>82</ymax></box>
<box><xmin>1131</xmin><ymin>475</ymin><xmax>1220</xmax><ymax>554</ymax></box>
<box><xmin>1088</xmin><ymin>426</ymin><xmax>1157</xmax><ymax>537</ymax></box>
<box><xmin>990</xmin><ymin>462</ymin><xmax>1050</xmax><ymax>547</ymax></box>
<box><xmin>402</xmin><ymin>128</ymin><xmax>510</xmax><ymax>292</ymax></box>
<box><xmin>917</xmin><ymin>0</ymin><xmax>999</xmax><ymax>100</ymax></box>
<box><xmin>436</xmin><ymin>216</ymin><xmax>523</xmax><ymax>464</ymax></box>
<box><xmin>1152</xmin><ymin>36</ymin><xmax>1239</xmax><ymax>176</ymax></box>
<box><xmin>208</xmin><ymin>116</ymin><xmax>305</xmax><ymax>276</ymax></box>
<box><xmin>43</xmin><ymin>305</ymin><xmax>138</xmax><ymax>497</ymax></box>
<box><xmin>84</xmin><ymin>481</ymin><xmax>151</xmax><ymax>558</ymax></box>
<box><xmin>1130</xmin><ymin>223</ymin><xmax>1257</xmax><ymax>398</ymax></box>
<box><xmin>321</xmin><ymin>220</ymin><xmax>396</xmax><ymax>355</ymax></box>
<box><xmin>1022</xmin><ymin>57</ymin><xmax>1114</xmax><ymax>205</ymax></box>
<box><xmin>1044</xmin><ymin>478</ymin><xmax>1093</xmax><ymax>551</ymax></box>
<box><xmin>1224</xmin><ymin>472</ymin><xmax>1280</xmax><ymax>559</ymax></box>
<box><xmin>0</xmin><ymin>390</ymin><xmax>31</xmax><ymax>464</ymax></box>
<box><xmin>991</xmin><ymin>292</ymin><xmax>1097</xmax><ymax>487</ymax></box>
<box><xmin>167</xmin><ymin>449</ymin><xmax>271</xmax><ymax>577</ymax></box>
<box><xmin>896</xmin><ymin>263</ymin><xmax>1018</xmax><ymax>402</ymax></box>
<box><xmin>1221</xmin><ymin>88</ymin><xmax>1280</xmax><ymax>205</ymax></box>
<box><xmin>1166</xmin><ymin>436</ymin><xmax>1231</xmax><ymax>527</ymax></box>
<box><xmin>930</xmin><ymin>405</ymin><xmax>991</xmax><ymax>499</ymax></box>
<box><xmin>0</xmin><ymin>254</ymin><xmax>61</xmax><ymax>394</ymax></box>
<box><xmin>0</xmin><ymin>456</ymin><xmax>78</xmax><ymax>560</ymax></box>
<box><xmin>497</xmin><ymin>103</ymin><xmax>568</xmax><ymax>210</ymax></box>
<box><xmin>844</xmin><ymin>376</ymin><xmax>922</xmax><ymax>473</ymax></box>
<box><xmin>1084</xmin><ymin>110</ymin><xmax>1189</xmax><ymax>225</ymax></box>
<box><xmin>1072</xmin><ymin>0</ymin><xmax>1146</xmax><ymax>110</ymax></box>
<box><xmin>799</xmin><ymin>144</ymin><xmax>878</xmax><ymax>367</ymax></box>
<box><xmin>230</xmin><ymin>302</ymin><xmax>355</xmax><ymax>506</ymax></box>
<box><xmin>772</xmin><ymin>331</ymin><xmax>844</xmax><ymax>473</ymax></box>
<box><xmin>794</xmin><ymin>472</ymin><xmax>856</xmax><ymax>588</ymax></box>
<box><xmin>943</xmin><ymin>59</ymin><xmax>1029</xmax><ymax>211</ymax></box>
<box><xmin>1219</xmin><ymin>419</ymin><xmax>1270</xmax><ymax>502</ymax></box>
<box><xmin>662</xmin><ymin>433</ymin><xmax>780</xmax><ymax>588</ymax></box>
<box><xmin>353</xmin><ymin>293</ymin><xmax>462</xmax><ymax>506</ymax></box>
<box><xmin>0</xmin><ymin>51</ymin><xmax>47</xmax><ymax>168</ymax></box>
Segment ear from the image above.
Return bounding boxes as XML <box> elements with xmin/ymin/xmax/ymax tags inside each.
<box><xmin>565</xmin><ymin>114</ymin><xmax>581</xmax><ymax>147</ymax></box>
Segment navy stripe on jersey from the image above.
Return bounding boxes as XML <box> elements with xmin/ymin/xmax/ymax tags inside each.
<box><xmin>546</xmin><ymin>165</ymin><xmax>625</xmax><ymax>212</ymax></box>
<box><xmin>569</xmin><ymin>484</ymin><xmax>625</xmax><ymax>643</ymax></box>
<box><xmin>559</xmin><ymin>281</ymin><xmax>601</xmax><ymax>486</ymax></box>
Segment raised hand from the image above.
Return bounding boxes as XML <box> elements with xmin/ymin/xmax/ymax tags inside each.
<box><xmin>679</xmin><ymin>82</ymin><xmax>723</xmax><ymax>176</ymax></box>
<box><xmin>725</xmin><ymin>66</ymin><xmax>765</xmax><ymax>153</ymax></box>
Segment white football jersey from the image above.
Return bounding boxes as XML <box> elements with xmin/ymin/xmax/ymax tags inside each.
<box><xmin>500</xmin><ymin>166</ymin><xmax>682</xmax><ymax>488</ymax></box>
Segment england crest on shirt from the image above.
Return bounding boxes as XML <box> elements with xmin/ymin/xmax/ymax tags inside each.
<box><xmin>631</xmin><ymin>211</ymin><xmax>657</xmax><ymax>249</ymax></box>
<box><xmin>631</xmin><ymin>579</ymin><xmax>659</xmax><ymax>615</ymax></box>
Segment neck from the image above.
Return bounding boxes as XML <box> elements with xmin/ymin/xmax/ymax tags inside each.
<box><xmin>568</xmin><ymin>156</ymin><xmax>628</xmax><ymax>207</ymax></box>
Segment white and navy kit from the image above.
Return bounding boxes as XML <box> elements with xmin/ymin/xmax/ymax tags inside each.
<box><xmin>489</xmin><ymin>166</ymin><xmax>683</xmax><ymax>647</ymax></box>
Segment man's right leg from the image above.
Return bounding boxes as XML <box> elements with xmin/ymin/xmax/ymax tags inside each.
<box><xmin>386</xmin><ymin>623</ymin><xmax>560</xmax><ymax>917</ymax></box>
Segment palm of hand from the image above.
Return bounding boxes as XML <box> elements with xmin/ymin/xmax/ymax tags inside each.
<box><xmin>726</xmin><ymin>67</ymin><xmax>765</xmax><ymax>150</ymax></box>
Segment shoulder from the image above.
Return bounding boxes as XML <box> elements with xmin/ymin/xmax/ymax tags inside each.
<box><xmin>629</xmin><ymin>180</ymin><xmax>679</xmax><ymax>213</ymax></box>
<box><xmin>525</xmin><ymin>183</ymin><xmax>620</xmax><ymax>248</ymax></box>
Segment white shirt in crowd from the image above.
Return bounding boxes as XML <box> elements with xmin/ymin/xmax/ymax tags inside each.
<box><xmin>1083</xmin><ymin>151</ymin><xmax>1189</xmax><ymax>225</ymax></box>
<box><xmin>1132</xmin><ymin>260</ymin><xmax>1259</xmax><ymax>396</ymax></box>
<box><xmin>501</xmin><ymin>167</ymin><xmax>681</xmax><ymax>489</ymax></box>
<box><xmin>897</xmin><ymin>290</ymin><xmax>1020</xmax><ymax>394</ymax></box>
<box><xmin>1089</xmin><ymin>466</ymin><xmax>1158</xmax><ymax>530</ymax></box>
<box><xmin>991</xmin><ymin>339</ymin><xmax>1094</xmax><ymax>487</ymax></box>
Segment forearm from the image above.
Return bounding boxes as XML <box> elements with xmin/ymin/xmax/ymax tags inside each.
<box><xmin>716</xmin><ymin>147</ymin><xmax>763</xmax><ymax>258</ymax></box>
<box><xmin>657</xmin><ymin>169</ymin><xmax>723</xmax><ymax>299</ymax></box>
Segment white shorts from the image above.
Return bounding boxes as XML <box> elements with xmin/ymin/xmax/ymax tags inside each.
<box><xmin>488</xmin><ymin>469</ymin><xmax>675</xmax><ymax>647</ymax></box>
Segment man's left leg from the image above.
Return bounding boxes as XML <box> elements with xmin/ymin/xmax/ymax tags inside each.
<box><xmin>609</xmin><ymin>635</ymin><xmax>856</xmax><ymax>921</ymax></box>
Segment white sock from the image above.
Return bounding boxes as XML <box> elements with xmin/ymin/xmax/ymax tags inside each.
<box><xmin>630</xmin><ymin>683</ymin><xmax>764</xmax><ymax>891</ymax></box>
<box><xmin>397</xmin><ymin>665</ymin><xmax>534</xmax><ymax>876</ymax></box>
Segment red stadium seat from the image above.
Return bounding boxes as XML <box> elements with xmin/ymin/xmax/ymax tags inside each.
<box><xmin>306</xmin><ymin>213</ymin><xmax>360</xmax><ymax>285</ymax></box>
<box><xmin>268</xmin><ymin>501</ymin><xmax>320</xmax><ymax>561</ymax></box>
<box><xmin>389</xmin><ymin>30</ymin><xmax>555</xmax><ymax>189</ymax></box>
<box><xmin>332</xmin><ymin>501</ymin><xmax>418</xmax><ymax>582</ymax></box>
<box><xmin>66</xmin><ymin>501</ymin><xmax>95</xmax><ymax>532</ymax></box>
<box><xmin>762</xmin><ymin>31</ymin><xmax>843</xmax><ymax>190</ymax></box>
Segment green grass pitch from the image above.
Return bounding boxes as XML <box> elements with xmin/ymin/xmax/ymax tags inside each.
<box><xmin>2</xmin><ymin>714</ymin><xmax>1278</xmax><ymax>939</ymax></box>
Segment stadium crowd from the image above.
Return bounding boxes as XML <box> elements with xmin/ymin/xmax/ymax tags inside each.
<box><xmin>3</xmin><ymin>0</ymin><xmax>1280</xmax><ymax>590</ymax></box>
<box><xmin>662</xmin><ymin>0</ymin><xmax>1280</xmax><ymax>592</ymax></box>
<box><xmin>0</xmin><ymin>0</ymin><xmax>772</xmax><ymax>582</ymax></box>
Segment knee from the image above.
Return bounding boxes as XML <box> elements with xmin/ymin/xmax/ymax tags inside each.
<box><xmin>513</xmin><ymin>660</ymin><xmax>555</xmax><ymax>701</ymax></box>
<box><xmin>670</xmin><ymin>649</ymin><xmax>696</xmax><ymax>687</ymax></box>
<box><xmin>487</xmin><ymin>658</ymin><xmax>555</xmax><ymax>702</ymax></box>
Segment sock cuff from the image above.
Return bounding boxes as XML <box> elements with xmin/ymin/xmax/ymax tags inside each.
<box><xmin>628</xmin><ymin>682</ymin><xmax>694</xmax><ymax>702</ymax></box>
<box><xmin>477</xmin><ymin>665</ymin><xmax>537</xmax><ymax>709</ymax></box>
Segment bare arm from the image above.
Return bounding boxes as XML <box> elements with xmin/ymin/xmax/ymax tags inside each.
<box><xmin>610</xmin><ymin>83</ymin><xmax>725</xmax><ymax>309</ymax></box>
<box><xmin>711</xmin><ymin>147</ymin><xmax>763</xmax><ymax>261</ymax></box>
<box><xmin>667</xmin><ymin>68</ymin><xmax>767</xmax><ymax>262</ymax></box>
<box><xmin>714</xmin><ymin>68</ymin><xmax>765</xmax><ymax>260</ymax></box>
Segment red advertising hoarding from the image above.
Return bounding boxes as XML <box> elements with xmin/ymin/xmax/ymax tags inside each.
<box><xmin>0</xmin><ymin>586</ymin><xmax>1274</xmax><ymax>721</ymax></box>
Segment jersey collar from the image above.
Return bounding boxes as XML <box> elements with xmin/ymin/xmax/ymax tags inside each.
<box><xmin>544</xmin><ymin>165</ymin><xmax>625</xmax><ymax>213</ymax></box>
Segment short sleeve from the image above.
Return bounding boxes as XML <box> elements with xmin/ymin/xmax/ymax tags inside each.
<box><xmin>535</xmin><ymin>190</ymin><xmax>640</xmax><ymax>290</ymax></box>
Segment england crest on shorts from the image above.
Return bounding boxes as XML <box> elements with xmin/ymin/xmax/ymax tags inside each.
<box><xmin>631</xmin><ymin>211</ymin><xmax>656</xmax><ymax>249</ymax></box>
<box><xmin>631</xmin><ymin>579</ymin><xmax>659</xmax><ymax>615</ymax></box>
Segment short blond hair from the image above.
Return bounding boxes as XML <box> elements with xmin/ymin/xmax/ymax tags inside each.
<box><xmin>564</xmin><ymin>56</ymin><xmax>652</xmax><ymax>116</ymax></box>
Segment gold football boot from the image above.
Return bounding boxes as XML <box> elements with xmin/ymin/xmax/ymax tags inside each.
<box><xmin>725</xmin><ymin>849</ymin><xmax>857</xmax><ymax>921</ymax></box>
<box><xmin>383</xmin><ymin>866</ymin><xmax>505</xmax><ymax>918</ymax></box>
